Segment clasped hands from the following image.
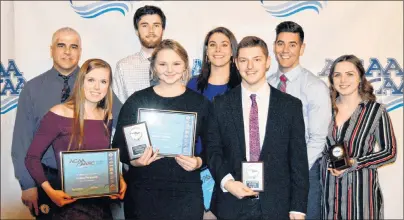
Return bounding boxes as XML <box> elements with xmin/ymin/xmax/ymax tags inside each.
<box><xmin>130</xmin><ymin>145</ymin><xmax>202</xmax><ymax>171</ymax></box>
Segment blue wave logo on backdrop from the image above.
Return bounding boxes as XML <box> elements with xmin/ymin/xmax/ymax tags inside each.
<box><xmin>1</xmin><ymin>60</ymin><xmax>26</xmax><ymax>115</ymax></box>
<box><xmin>1</xmin><ymin>96</ymin><xmax>19</xmax><ymax>114</ymax></box>
<box><xmin>260</xmin><ymin>1</ymin><xmax>327</xmax><ymax>17</ymax></box>
<box><xmin>69</xmin><ymin>1</ymin><xmax>133</xmax><ymax>19</ymax></box>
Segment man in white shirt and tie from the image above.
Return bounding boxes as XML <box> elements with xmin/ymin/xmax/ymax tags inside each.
<box><xmin>268</xmin><ymin>21</ymin><xmax>331</xmax><ymax>220</ymax></box>
<box><xmin>207</xmin><ymin>36</ymin><xmax>309</xmax><ymax>220</ymax></box>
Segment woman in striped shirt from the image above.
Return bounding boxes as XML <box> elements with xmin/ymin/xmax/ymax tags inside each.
<box><xmin>320</xmin><ymin>54</ymin><xmax>397</xmax><ymax>220</ymax></box>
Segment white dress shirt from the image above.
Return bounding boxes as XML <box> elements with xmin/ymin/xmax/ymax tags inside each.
<box><xmin>242</xmin><ymin>83</ymin><xmax>270</xmax><ymax>161</ymax></box>
<box><xmin>268</xmin><ymin>65</ymin><xmax>331</xmax><ymax>169</ymax></box>
<box><xmin>220</xmin><ymin>82</ymin><xmax>270</xmax><ymax>191</ymax></box>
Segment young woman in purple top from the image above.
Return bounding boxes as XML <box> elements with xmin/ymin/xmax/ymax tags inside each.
<box><xmin>25</xmin><ymin>59</ymin><xmax>127</xmax><ymax>220</ymax></box>
<box><xmin>187</xmin><ymin>27</ymin><xmax>241</xmax><ymax>215</ymax></box>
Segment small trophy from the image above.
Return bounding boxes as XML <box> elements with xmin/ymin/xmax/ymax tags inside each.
<box><xmin>122</xmin><ymin>122</ymin><xmax>151</xmax><ymax>160</ymax></box>
<box><xmin>242</xmin><ymin>162</ymin><xmax>264</xmax><ymax>192</ymax></box>
<box><xmin>328</xmin><ymin>144</ymin><xmax>351</xmax><ymax>170</ymax></box>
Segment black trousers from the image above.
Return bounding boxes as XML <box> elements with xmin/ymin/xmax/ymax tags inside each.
<box><xmin>124</xmin><ymin>187</ymin><xmax>204</xmax><ymax>220</ymax></box>
<box><xmin>34</xmin><ymin>165</ymin><xmax>59</xmax><ymax>220</ymax></box>
<box><xmin>218</xmin><ymin>198</ymin><xmax>263</xmax><ymax>220</ymax></box>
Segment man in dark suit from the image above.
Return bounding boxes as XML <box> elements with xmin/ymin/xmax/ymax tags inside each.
<box><xmin>207</xmin><ymin>36</ymin><xmax>309</xmax><ymax>220</ymax></box>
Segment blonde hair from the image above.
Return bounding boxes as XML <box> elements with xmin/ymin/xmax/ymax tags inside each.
<box><xmin>149</xmin><ymin>39</ymin><xmax>190</xmax><ymax>84</ymax></box>
<box><xmin>65</xmin><ymin>58</ymin><xmax>113</xmax><ymax>150</ymax></box>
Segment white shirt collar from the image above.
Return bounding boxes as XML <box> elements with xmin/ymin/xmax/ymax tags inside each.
<box><xmin>241</xmin><ymin>82</ymin><xmax>271</xmax><ymax>101</ymax></box>
<box><xmin>277</xmin><ymin>64</ymin><xmax>303</xmax><ymax>82</ymax></box>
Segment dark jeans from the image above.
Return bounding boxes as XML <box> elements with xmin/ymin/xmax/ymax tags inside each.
<box><xmin>306</xmin><ymin>159</ymin><xmax>321</xmax><ymax>220</ymax></box>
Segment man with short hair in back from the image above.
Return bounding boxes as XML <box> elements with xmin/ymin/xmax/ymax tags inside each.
<box><xmin>113</xmin><ymin>5</ymin><xmax>166</xmax><ymax>103</ymax></box>
<box><xmin>268</xmin><ymin>21</ymin><xmax>331</xmax><ymax>220</ymax></box>
<box><xmin>11</xmin><ymin>27</ymin><xmax>82</xmax><ymax>219</ymax></box>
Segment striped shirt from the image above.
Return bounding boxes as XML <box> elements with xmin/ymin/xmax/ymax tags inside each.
<box><xmin>113</xmin><ymin>49</ymin><xmax>152</xmax><ymax>103</ymax></box>
<box><xmin>320</xmin><ymin>100</ymin><xmax>397</xmax><ymax>220</ymax></box>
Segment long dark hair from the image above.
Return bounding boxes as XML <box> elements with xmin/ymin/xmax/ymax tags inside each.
<box><xmin>328</xmin><ymin>54</ymin><xmax>376</xmax><ymax>114</ymax></box>
<box><xmin>196</xmin><ymin>27</ymin><xmax>241</xmax><ymax>93</ymax></box>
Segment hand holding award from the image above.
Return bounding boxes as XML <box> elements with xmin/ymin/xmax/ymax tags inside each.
<box><xmin>174</xmin><ymin>155</ymin><xmax>202</xmax><ymax>171</ymax></box>
<box><xmin>109</xmin><ymin>175</ymin><xmax>127</xmax><ymax>200</ymax></box>
<box><xmin>130</xmin><ymin>146</ymin><xmax>160</xmax><ymax>167</ymax></box>
<box><xmin>223</xmin><ymin>180</ymin><xmax>258</xmax><ymax>200</ymax></box>
<box><xmin>41</xmin><ymin>181</ymin><xmax>76</xmax><ymax>207</ymax></box>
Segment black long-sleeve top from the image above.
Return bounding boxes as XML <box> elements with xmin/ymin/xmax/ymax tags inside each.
<box><xmin>112</xmin><ymin>87</ymin><xmax>210</xmax><ymax>191</ymax></box>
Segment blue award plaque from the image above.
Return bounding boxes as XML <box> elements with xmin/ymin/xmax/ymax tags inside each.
<box><xmin>60</xmin><ymin>149</ymin><xmax>120</xmax><ymax>199</ymax></box>
<box><xmin>137</xmin><ymin>108</ymin><xmax>197</xmax><ymax>157</ymax></box>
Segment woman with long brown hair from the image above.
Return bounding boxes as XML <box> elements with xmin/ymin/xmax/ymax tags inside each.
<box><xmin>112</xmin><ymin>39</ymin><xmax>210</xmax><ymax>220</ymax></box>
<box><xmin>320</xmin><ymin>54</ymin><xmax>397</xmax><ymax>219</ymax></box>
<box><xmin>25</xmin><ymin>58</ymin><xmax>126</xmax><ymax>219</ymax></box>
<box><xmin>186</xmin><ymin>27</ymin><xmax>241</xmax><ymax>215</ymax></box>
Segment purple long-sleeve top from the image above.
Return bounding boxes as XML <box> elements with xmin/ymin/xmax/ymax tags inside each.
<box><xmin>25</xmin><ymin>111</ymin><xmax>112</xmax><ymax>186</ymax></box>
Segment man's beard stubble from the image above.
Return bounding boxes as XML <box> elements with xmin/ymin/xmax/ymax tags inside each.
<box><xmin>139</xmin><ymin>35</ymin><xmax>163</xmax><ymax>49</ymax></box>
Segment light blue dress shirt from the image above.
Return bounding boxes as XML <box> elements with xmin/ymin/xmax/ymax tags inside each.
<box><xmin>267</xmin><ymin>65</ymin><xmax>332</xmax><ymax>169</ymax></box>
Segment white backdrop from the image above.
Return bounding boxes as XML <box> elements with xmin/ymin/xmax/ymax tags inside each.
<box><xmin>1</xmin><ymin>1</ymin><xmax>403</xmax><ymax>219</ymax></box>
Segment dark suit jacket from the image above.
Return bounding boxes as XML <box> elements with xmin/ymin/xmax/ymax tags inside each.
<box><xmin>207</xmin><ymin>84</ymin><xmax>309</xmax><ymax>220</ymax></box>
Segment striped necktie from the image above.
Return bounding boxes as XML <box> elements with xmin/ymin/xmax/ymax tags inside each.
<box><xmin>278</xmin><ymin>74</ymin><xmax>287</xmax><ymax>93</ymax></box>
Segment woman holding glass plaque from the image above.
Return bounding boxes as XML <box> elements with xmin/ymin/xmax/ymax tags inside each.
<box><xmin>25</xmin><ymin>59</ymin><xmax>127</xmax><ymax>220</ymax></box>
<box><xmin>320</xmin><ymin>55</ymin><xmax>397</xmax><ymax>220</ymax></box>
<box><xmin>112</xmin><ymin>39</ymin><xmax>210</xmax><ymax>220</ymax></box>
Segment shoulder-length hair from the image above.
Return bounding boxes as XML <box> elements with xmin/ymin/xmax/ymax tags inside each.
<box><xmin>197</xmin><ymin>27</ymin><xmax>241</xmax><ymax>93</ymax></box>
<box><xmin>65</xmin><ymin>58</ymin><xmax>113</xmax><ymax>150</ymax></box>
<box><xmin>328</xmin><ymin>54</ymin><xmax>376</xmax><ymax>114</ymax></box>
<box><xmin>149</xmin><ymin>39</ymin><xmax>190</xmax><ymax>84</ymax></box>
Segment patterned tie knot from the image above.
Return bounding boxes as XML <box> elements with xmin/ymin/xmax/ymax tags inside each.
<box><xmin>280</xmin><ymin>74</ymin><xmax>288</xmax><ymax>83</ymax></box>
<box><xmin>250</xmin><ymin>94</ymin><xmax>257</xmax><ymax>102</ymax></box>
